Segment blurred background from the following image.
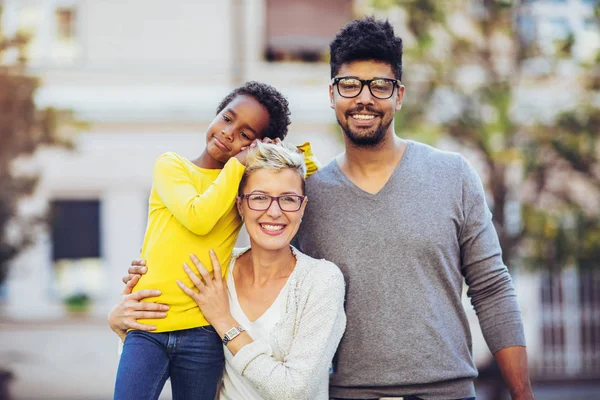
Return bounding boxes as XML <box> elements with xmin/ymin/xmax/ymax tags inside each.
<box><xmin>0</xmin><ymin>0</ymin><xmax>599</xmax><ymax>399</ymax></box>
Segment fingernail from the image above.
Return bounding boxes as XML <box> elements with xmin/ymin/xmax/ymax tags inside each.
<box><xmin>183</xmin><ymin>263</ymin><xmax>190</xmax><ymax>270</ymax></box>
<box><xmin>176</xmin><ymin>280</ymin><xmax>182</xmax><ymax>286</ymax></box>
<box><xmin>189</xmin><ymin>254</ymin><xmax>197</xmax><ymax>260</ymax></box>
<box><xmin>210</xmin><ymin>249</ymin><xmax>215</xmax><ymax>255</ymax></box>
<box><xmin>141</xmin><ymin>267</ymin><xmax>147</xmax><ymax>273</ymax></box>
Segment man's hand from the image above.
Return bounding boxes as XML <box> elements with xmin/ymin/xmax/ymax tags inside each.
<box><xmin>109</xmin><ymin>273</ymin><xmax>168</xmax><ymax>341</ymax></box>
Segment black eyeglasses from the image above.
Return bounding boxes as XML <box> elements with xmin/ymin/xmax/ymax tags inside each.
<box><xmin>332</xmin><ymin>77</ymin><xmax>401</xmax><ymax>99</ymax></box>
<box><xmin>242</xmin><ymin>193</ymin><xmax>305</xmax><ymax>212</ymax></box>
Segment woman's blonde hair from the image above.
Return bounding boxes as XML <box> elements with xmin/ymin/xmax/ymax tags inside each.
<box><xmin>239</xmin><ymin>142</ymin><xmax>307</xmax><ymax>195</ymax></box>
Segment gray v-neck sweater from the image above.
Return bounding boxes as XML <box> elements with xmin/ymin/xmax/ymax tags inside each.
<box><xmin>294</xmin><ymin>140</ymin><xmax>525</xmax><ymax>399</ymax></box>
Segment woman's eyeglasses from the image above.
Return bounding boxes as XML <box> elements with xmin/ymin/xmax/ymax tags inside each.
<box><xmin>242</xmin><ymin>194</ymin><xmax>305</xmax><ymax>212</ymax></box>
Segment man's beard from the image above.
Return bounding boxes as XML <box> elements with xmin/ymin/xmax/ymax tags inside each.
<box><xmin>338</xmin><ymin>116</ymin><xmax>392</xmax><ymax>147</ymax></box>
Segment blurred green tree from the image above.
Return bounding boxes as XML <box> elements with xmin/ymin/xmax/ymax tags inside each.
<box><xmin>0</xmin><ymin>14</ymin><xmax>74</xmax><ymax>285</ymax></box>
<box><xmin>367</xmin><ymin>0</ymin><xmax>600</xmax><ymax>271</ymax></box>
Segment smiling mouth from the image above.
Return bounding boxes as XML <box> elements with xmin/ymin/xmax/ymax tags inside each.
<box><xmin>213</xmin><ymin>136</ymin><xmax>230</xmax><ymax>151</ymax></box>
<box><xmin>351</xmin><ymin>114</ymin><xmax>377</xmax><ymax>120</ymax></box>
<box><xmin>259</xmin><ymin>223</ymin><xmax>286</xmax><ymax>235</ymax></box>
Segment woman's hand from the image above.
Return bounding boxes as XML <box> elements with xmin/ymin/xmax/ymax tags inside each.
<box><xmin>177</xmin><ymin>250</ymin><xmax>232</xmax><ymax>328</ymax></box>
<box><xmin>108</xmin><ymin>274</ymin><xmax>169</xmax><ymax>341</ymax></box>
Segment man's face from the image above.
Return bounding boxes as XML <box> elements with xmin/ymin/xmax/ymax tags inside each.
<box><xmin>329</xmin><ymin>60</ymin><xmax>404</xmax><ymax>147</ymax></box>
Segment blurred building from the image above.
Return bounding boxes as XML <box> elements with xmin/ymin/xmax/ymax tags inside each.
<box><xmin>1</xmin><ymin>0</ymin><xmax>349</xmax><ymax>315</ymax></box>
<box><xmin>0</xmin><ymin>0</ymin><xmax>599</xmax><ymax>398</ymax></box>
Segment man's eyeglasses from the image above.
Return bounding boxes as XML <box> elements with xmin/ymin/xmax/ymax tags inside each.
<box><xmin>332</xmin><ymin>77</ymin><xmax>401</xmax><ymax>99</ymax></box>
<box><xmin>242</xmin><ymin>193</ymin><xmax>305</xmax><ymax>212</ymax></box>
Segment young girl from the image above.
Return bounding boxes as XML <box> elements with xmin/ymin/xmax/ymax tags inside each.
<box><xmin>113</xmin><ymin>81</ymin><xmax>318</xmax><ymax>400</ymax></box>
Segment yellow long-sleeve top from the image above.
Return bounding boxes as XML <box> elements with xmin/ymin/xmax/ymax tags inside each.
<box><xmin>134</xmin><ymin>144</ymin><xmax>320</xmax><ymax>332</ymax></box>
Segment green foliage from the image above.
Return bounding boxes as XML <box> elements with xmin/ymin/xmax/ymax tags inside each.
<box><xmin>369</xmin><ymin>0</ymin><xmax>600</xmax><ymax>270</ymax></box>
<box><xmin>63</xmin><ymin>292</ymin><xmax>91</xmax><ymax>313</ymax></box>
<box><xmin>0</xmin><ymin>37</ymin><xmax>75</xmax><ymax>283</ymax></box>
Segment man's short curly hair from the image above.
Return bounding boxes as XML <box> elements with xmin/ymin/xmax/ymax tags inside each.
<box><xmin>216</xmin><ymin>81</ymin><xmax>291</xmax><ymax>140</ymax></box>
<box><xmin>330</xmin><ymin>17</ymin><xmax>403</xmax><ymax>80</ymax></box>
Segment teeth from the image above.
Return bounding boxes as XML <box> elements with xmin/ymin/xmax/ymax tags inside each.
<box><xmin>352</xmin><ymin>114</ymin><xmax>375</xmax><ymax>120</ymax></box>
<box><xmin>261</xmin><ymin>224</ymin><xmax>284</xmax><ymax>231</ymax></box>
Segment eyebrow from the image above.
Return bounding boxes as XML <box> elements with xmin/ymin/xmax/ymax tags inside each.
<box><xmin>224</xmin><ymin>108</ymin><xmax>259</xmax><ymax>136</ymax></box>
<box><xmin>249</xmin><ymin>190</ymin><xmax>301</xmax><ymax>195</ymax></box>
<box><xmin>336</xmin><ymin>76</ymin><xmax>396</xmax><ymax>81</ymax></box>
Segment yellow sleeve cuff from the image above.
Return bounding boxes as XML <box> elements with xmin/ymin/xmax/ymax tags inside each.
<box><xmin>296</xmin><ymin>142</ymin><xmax>321</xmax><ymax>178</ymax></box>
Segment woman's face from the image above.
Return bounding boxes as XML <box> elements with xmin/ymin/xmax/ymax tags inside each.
<box><xmin>237</xmin><ymin>168</ymin><xmax>306</xmax><ymax>252</ymax></box>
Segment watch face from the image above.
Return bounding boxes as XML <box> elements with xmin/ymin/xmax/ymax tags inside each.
<box><xmin>225</xmin><ymin>327</ymin><xmax>240</xmax><ymax>338</ymax></box>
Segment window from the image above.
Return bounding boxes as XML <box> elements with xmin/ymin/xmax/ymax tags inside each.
<box><xmin>9</xmin><ymin>2</ymin><xmax>80</xmax><ymax>65</ymax></box>
<box><xmin>53</xmin><ymin>7</ymin><xmax>79</xmax><ymax>64</ymax></box>
<box><xmin>539</xmin><ymin>269</ymin><xmax>600</xmax><ymax>377</ymax></box>
<box><xmin>16</xmin><ymin>3</ymin><xmax>43</xmax><ymax>63</ymax></box>
<box><xmin>50</xmin><ymin>200</ymin><xmax>104</xmax><ymax>299</ymax></box>
<box><xmin>51</xmin><ymin>200</ymin><xmax>101</xmax><ymax>260</ymax></box>
<box><xmin>578</xmin><ymin>270</ymin><xmax>600</xmax><ymax>373</ymax></box>
<box><xmin>265</xmin><ymin>0</ymin><xmax>353</xmax><ymax>62</ymax></box>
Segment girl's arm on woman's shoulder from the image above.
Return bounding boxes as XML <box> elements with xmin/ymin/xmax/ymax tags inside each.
<box><xmin>153</xmin><ymin>152</ymin><xmax>245</xmax><ymax>235</ymax></box>
<box><xmin>231</xmin><ymin>262</ymin><xmax>346</xmax><ymax>400</ymax></box>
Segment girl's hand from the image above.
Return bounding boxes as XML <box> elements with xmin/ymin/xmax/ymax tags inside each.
<box><xmin>260</xmin><ymin>137</ymin><xmax>282</xmax><ymax>146</ymax></box>
<box><xmin>122</xmin><ymin>259</ymin><xmax>148</xmax><ymax>284</ymax></box>
<box><xmin>236</xmin><ymin>139</ymin><xmax>262</xmax><ymax>165</ymax></box>
<box><xmin>177</xmin><ymin>250</ymin><xmax>232</xmax><ymax>327</ymax></box>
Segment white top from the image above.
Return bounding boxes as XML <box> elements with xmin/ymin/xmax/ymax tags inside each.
<box><xmin>220</xmin><ymin>253</ymin><xmax>291</xmax><ymax>400</ymax></box>
<box><xmin>218</xmin><ymin>246</ymin><xmax>346</xmax><ymax>400</ymax></box>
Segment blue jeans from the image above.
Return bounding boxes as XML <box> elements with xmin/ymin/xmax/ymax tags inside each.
<box><xmin>114</xmin><ymin>326</ymin><xmax>224</xmax><ymax>400</ymax></box>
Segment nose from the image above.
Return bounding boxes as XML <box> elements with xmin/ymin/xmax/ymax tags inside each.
<box><xmin>265</xmin><ymin>198</ymin><xmax>283</xmax><ymax>217</ymax></box>
<box><xmin>221</xmin><ymin>126</ymin><xmax>234</xmax><ymax>141</ymax></box>
<box><xmin>355</xmin><ymin>84</ymin><xmax>374</xmax><ymax>105</ymax></box>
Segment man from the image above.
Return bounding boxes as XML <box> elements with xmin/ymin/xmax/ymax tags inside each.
<box><xmin>292</xmin><ymin>17</ymin><xmax>534</xmax><ymax>400</ymax></box>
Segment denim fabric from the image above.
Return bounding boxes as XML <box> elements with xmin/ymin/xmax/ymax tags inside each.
<box><xmin>114</xmin><ymin>326</ymin><xmax>224</xmax><ymax>400</ymax></box>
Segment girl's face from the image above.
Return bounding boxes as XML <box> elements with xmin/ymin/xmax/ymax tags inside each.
<box><xmin>237</xmin><ymin>168</ymin><xmax>307</xmax><ymax>253</ymax></box>
<box><xmin>205</xmin><ymin>95</ymin><xmax>269</xmax><ymax>166</ymax></box>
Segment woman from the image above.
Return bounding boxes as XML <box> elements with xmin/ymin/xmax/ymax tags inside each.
<box><xmin>109</xmin><ymin>142</ymin><xmax>346</xmax><ymax>400</ymax></box>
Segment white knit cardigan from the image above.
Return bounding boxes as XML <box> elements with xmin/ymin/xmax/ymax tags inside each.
<box><xmin>222</xmin><ymin>246</ymin><xmax>346</xmax><ymax>400</ymax></box>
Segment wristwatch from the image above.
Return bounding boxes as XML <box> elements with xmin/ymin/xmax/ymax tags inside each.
<box><xmin>222</xmin><ymin>326</ymin><xmax>245</xmax><ymax>346</ymax></box>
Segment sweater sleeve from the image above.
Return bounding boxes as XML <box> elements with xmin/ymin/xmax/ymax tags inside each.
<box><xmin>153</xmin><ymin>153</ymin><xmax>245</xmax><ymax>236</ymax></box>
<box><xmin>459</xmin><ymin>156</ymin><xmax>526</xmax><ymax>354</ymax></box>
<box><xmin>230</xmin><ymin>265</ymin><xmax>346</xmax><ymax>400</ymax></box>
<box><xmin>296</xmin><ymin>142</ymin><xmax>321</xmax><ymax>178</ymax></box>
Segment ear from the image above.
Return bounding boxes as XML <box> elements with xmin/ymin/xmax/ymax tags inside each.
<box><xmin>395</xmin><ymin>84</ymin><xmax>405</xmax><ymax>112</ymax></box>
<box><xmin>236</xmin><ymin>196</ymin><xmax>244</xmax><ymax>217</ymax></box>
<box><xmin>299</xmin><ymin>196</ymin><xmax>308</xmax><ymax>216</ymax></box>
<box><xmin>329</xmin><ymin>85</ymin><xmax>335</xmax><ymax>110</ymax></box>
